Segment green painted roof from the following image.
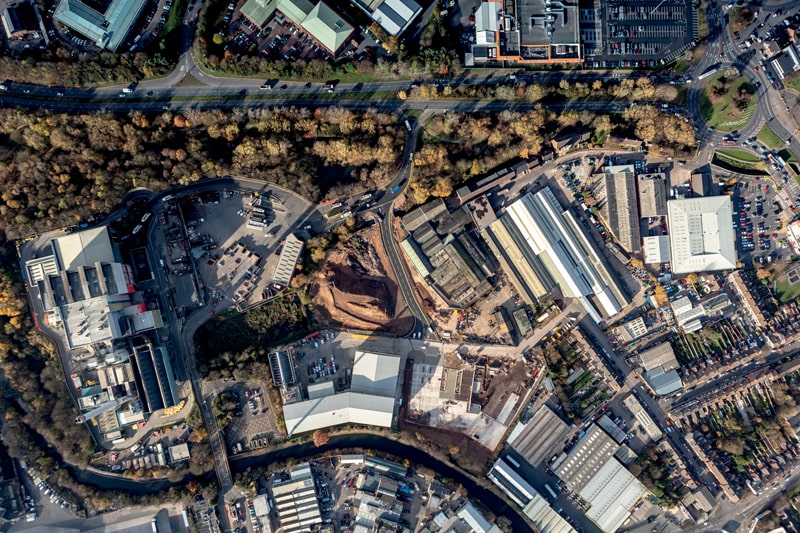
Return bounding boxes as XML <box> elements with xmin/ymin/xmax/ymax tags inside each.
<box><xmin>300</xmin><ymin>1</ymin><xmax>352</xmax><ymax>54</ymax></box>
<box><xmin>239</xmin><ymin>0</ymin><xmax>274</xmax><ymax>26</ymax></box>
<box><xmin>240</xmin><ymin>0</ymin><xmax>312</xmax><ymax>28</ymax></box>
<box><xmin>277</xmin><ymin>0</ymin><xmax>312</xmax><ymax>23</ymax></box>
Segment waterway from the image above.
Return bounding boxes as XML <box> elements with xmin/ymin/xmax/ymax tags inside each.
<box><xmin>50</xmin><ymin>432</ymin><xmax>531</xmax><ymax>531</ymax></box>
<box><xmin>230</xmin><ymin>433</ymin><xmax>533</xmax><ymax>533</ymax></box>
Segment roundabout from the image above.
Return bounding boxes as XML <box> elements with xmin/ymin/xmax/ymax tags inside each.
<box><xmin>700</xmin><ymin>70</ymin><xmax>758</xmax><ymax>133</ymax></box>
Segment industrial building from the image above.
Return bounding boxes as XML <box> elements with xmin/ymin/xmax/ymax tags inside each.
<box><xmin>594</xmin><ymin>164</ymin><xmax>640</xmax><ymax>251</ymax></box>
<box><xmin>553</xmin><ymin>424</ymin><xmax>647</xmax><ymax>533</ymax></box>
<box><xmin>643</xmin><ymin>366</ymin><xmax>683</xmax><ymax>397</ymax></box>
<box><xmin>488</xmin><ymin>458</ymin><xmax>576</xmax><ymax>532</ymax></box>
<box><xmin>399</xmin><ymin>200</ymin><xmax>496</xmax><ymax>306</ymax></box>
<box><xmin>23</xmin><ymin>227</ymin><xmax>175</xmax><ymax>445</ymax></box>
<box><xmin>271</xmin><ymin>233</ymin><xmax>304</xmax><ymax>287</ymax></box>
<box><xmin>268</xmin><ymin>351</ymin><xmax>297</xmax><ymax>387</ymax></box>
<box><xmin>642</xmin><ymin>235</ymin><xmax>671</xmax><ymax>264</ymax></box>
<box><xmin>282</xmin><ymin>351</ymin><xmax>400</xmax><ymax>436</ymax></box>
<box><xmin>638</xmin><ymin>342</ymin><xmax>678</xmax><ymax>372</ymax></box>
<box><xmin>483</xmin><ymin>187</ymin><xmax>628</xmax><ymax>323</ymax></box>
<box><xmin>637</xmin><ymin>342</ymin><xmax>683</xmax><ymax>397</ymax></box>
<box><xmin>622</xmin><ymin>394</ymin><xmax>663</xmax><ymax>441</ymax></box>
<box><xmin>353</xmin><ymin>0</ymin><xmax>421</xmax><ymax>36</ymax></box>
<box><xmin>1</xmin><ymin>0</ymin><xmax>44</xmax><ymax>41</ymax></box>
<box><xmin>25</xmin><ymin>227</ymin><xmax>163</xmax><ymax>349</ymax></box>
<box><xmin>467</xmin><ymin>0</ymin><xmax>583</xmax><ymax>66</ymax></box>
<box><xmin>131</xmin><ymin>338</ymin><xmax>179</xmax><ymax>412</ymax></box>
<box><xmin>507</xmin><ymin>405</ymin><xmax>571</xmax><ymax>466</ymax></box>
<box><xmin>638</xmin><ymin>172</ymin><xmax>668</xmax><ymax>218</ymax></box>
<box><xmin>667</xmin><ymin>196</ymin><xmax>737</xmax><ymax>275</ymax></box>
<box><xmin>53</xmin><ymin>0</ymin><xmax>146</xmax><ymax>51</ymax></box>
<box><xmin>240</xmin><ymin>0</ymin><xmax>354</xmax><ymax>56</ymax></box>
<box><xmin>618</xmin><ymin>316</ymin><xmax>647</xmax><ymax>342</ymax></box>
<box><xmin>271</xmin><ymin>463</ymin><xmax>322</xmax><ymax>533</ymax></box>
<box><xmin>168</xmin><ymin>443</ymin><xmax>190</xmax><ymax>463</ymax></box>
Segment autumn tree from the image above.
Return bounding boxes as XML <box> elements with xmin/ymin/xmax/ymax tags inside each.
<box><xmin>312</xmin><ymin>429</ymin><xmax>330</xmax><ymax>447</ymax></box>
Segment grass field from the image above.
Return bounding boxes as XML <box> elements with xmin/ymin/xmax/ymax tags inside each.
<box><xmin>776</xmin><ymin>279</ymin><xmax>800</xmax><ymax>304</ymax></box>
<box><xmin>716</xmin><ymin>148</ymin><xmax>760</xmax><ymax>162</ymax></box>
<box><xmin>786</xmin><ymin>73</ymin><xmax>800</xmax><ymax>93</ymax></box>
<box><xmin>757</xmin><ymin>125</ymin><xmax>783</xmax><ymax>149</ymax></box>
<box><xmin>700</xmin><ymin>73</ymin><xmax>756</xmax><ymax>132</ymax></box>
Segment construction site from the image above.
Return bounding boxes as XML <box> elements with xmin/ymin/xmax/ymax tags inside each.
<box><xmin>405</xmin><ymin>349</ymin><xmax>543</xmax><ymax>453</ymax></box>
<box><xmin>311</xmin><ymin>225</ymin><xmax>413</xmax><ymax>336</ymax></box>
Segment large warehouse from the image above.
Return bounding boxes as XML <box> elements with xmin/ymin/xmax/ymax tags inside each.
<box><xmin>282</xmin><ymin>351</ymin><xmax>400</xmax><ymax>436</ymax></box>
<box><xmin>667</xmin><ymin>196</ymin><xmax>737</xmax><ymax>275</ymax></box>
<box><xmin>507</xmin><ymin>405</ymin><xmax>571</xmax><ymax>467</ymax></box>
<box><xmin>553</xmin><ymin>425</ymin><xmax>647</xmax><ymax>532</ymax></box>
<box><xmin>486</xmin><ymin>187</ymin><xmax>628</xmax><ymax>323</ymax></box>
<box><xmin>54</xmin><ymin>0</ymin><xmax>146</xmax><ymax>51</ymax></box>
<box><xmin>488</xmin><ymin>457</ymin><xmax>576</xmax><ymax>533</ymax></box>
<box><xmin>271</xmin><ymin>463</ymin><xmax>322</xmax><ymax>533</ymax></box>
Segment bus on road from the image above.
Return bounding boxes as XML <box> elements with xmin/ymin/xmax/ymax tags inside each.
<box><xmin>545</xmin><ymin>484</ymin><xmax>558</xmax><ymax>500</ymax></box>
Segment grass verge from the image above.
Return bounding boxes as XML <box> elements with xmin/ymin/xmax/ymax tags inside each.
<box><xmin>757</xmin><ymin>125</ymin><xmax>783</xmax><ymax>149</ymax></box>
<box><xmin>713</xmin><ymin>151</ymin><xmax>765</xmax><ymax>172</ymax></box>
<box><xmin>716</xmin><ymin>148</ymin><xmax>760</xmax><ymax>162</ymax></box>
<box><xmin>786</xmin><ymin>73</ymin><xmax>800</xmax><ymax>93</ymax></box>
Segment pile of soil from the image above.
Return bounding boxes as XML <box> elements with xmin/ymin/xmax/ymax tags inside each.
<box><xmin>312</xmin><ymin>226</ymin><xmax>412</xmax><ymax>335</ymax></box>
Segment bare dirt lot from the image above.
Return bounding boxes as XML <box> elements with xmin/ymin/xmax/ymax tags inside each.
<box><xmin>312</xmin><ymin>225</ymin><xmax>413</xmax><ymax>335</ymax></box>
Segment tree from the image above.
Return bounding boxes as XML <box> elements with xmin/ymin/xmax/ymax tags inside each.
<box><xmin>524</xmin><ymin>84</ymin><xmax>546</xmax><ymax>102</ymax></box>
<box><xmin>653</xmin><ymin>285</ymin><xmax>668</xmax><ymax>305</ymax></box>
<box><xmin>212</xmin><ymin>33</ymin><xmax>226</xmax><ymax>45</ymax></box>
<box><xmin>312</xmin><ymin>430</ymin><xmax>330</xmax><ymax>447</ymax></box>
<box><xmin>469</xmin><ymin>159</ymin><xmax>481</xmax><ymax>175</ymax></box>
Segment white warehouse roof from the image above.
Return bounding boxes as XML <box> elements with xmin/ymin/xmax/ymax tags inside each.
<box><xmin>283</xmin><ymin>392</ymin><xmax>394</xmax><ymax>436</ymax></box>
<box><xmin>351</xmin><ymin>350</ymin><xmax>400</xmax><ymax>396</ymax></box>
<box><xmin>502</xmin><ymin>188</ymin><xmax>628</xmax><ymax>322</ymax></box>
<box><xmin>52</xmin><ymin>226</ymin><xmax>115</xmax><ymax>271</ymax></box>
<box><xmin>667</xmin><ymin>196</ymin><xmax>737</xmax><ymax>274</ymax></box>
<box><xmin>371</xmin><ymin>0</ymin><xmax>421</xmax><ymax>36</ymax></box>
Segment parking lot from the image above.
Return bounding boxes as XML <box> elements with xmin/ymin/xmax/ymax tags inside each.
<box><xmin>221</xmin><ymin>3</ymin><xmax>383</xmax><ymax>64</ymax></box>
<box><xmin>731</xmin><ymin>171</ymin><xmax>790</xmax><ymax>264</ymax></box>
<box><xmin>294</xmin><ymin>331</ymin><xmax>354</xmax><ymax>393</ymax></box>
<box><xmin>590</xmin><ymin>0</ymin><xmax>695</xmax><ymax>67</ymax></box>
<box><xmin>218</xmin><ymin>381</ymin><xmax>279</xmax><ymax>454</ymax></box>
